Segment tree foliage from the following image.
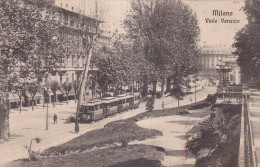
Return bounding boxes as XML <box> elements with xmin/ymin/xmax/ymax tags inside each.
<box><xmin>0</xmin><ymin>0</ymin><xmax>63</xmax><ymax>140</ymax></box>
<box><xmin>49</xmin><ymin>80</ymin><xmax>60</xmax><ymax>106</ymax></box>
<box><xmin>233</xmin><ymin>0</ymin><xmax>260</xmax><ymax>84</ymax></box>
<box><xmin>124</xmin><ymin>0</ymin><xmax>200</xmax><ymax>96</ymax></box>
<box><xmin>0</xmin><ymin>0</ymin><xmax>63</xmax><ymax>91</ymax></box>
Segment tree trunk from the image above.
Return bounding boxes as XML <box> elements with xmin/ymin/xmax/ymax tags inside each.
<box><xmin>166</xmin><ymin>77</ymin><xmax>171</xmax><ymax>92</ymax></box>
<box><xmin>66</xmin><ymin>94</ymin><xmax>68</xmax><ymax>104</ymax></box>
<box><xmin>53</xmin><ymin>93</ymin><xmax>56</xmax><ymax>107</ymax></box>
<box><xmin>19</xmin><ymin>96</ymin><xmax>22</xmax><ymax>114</ymax></box>
<box><xmin>161</xmin><ymin>79</ymin><xmax>165</xmax><ymax>96</ymax></box>
<box><xmin>32</xmin><ymin>97</ymin><xmax>34</xmax><ymax>111</ymax></box>
<box><xmin>0</xmin><ymin>99</ymin><xmax>10</xmax><ymax>141</ymax></box>
<box><xmin>152</xmin><ymin>80</ymin><xmax>157</xmax><ymax>97</ymax></box>
<box><xmin>178</xmin><ymin>98</ymin><xmax>180</xmax><ymax>112</ymax></box>
<box><xmin>76</xmin><ymin>45</ymin><xmax>95</xmax><ymax>133</ymax></box>
<box><xmin>142</xmin><ymin>75</ymin><xmax>148</xmax><ymax>97</ymax></box>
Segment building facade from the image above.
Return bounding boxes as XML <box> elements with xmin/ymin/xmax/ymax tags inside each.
<box><xmin>199</xmin><ymin>46</ymin><xmax>241</xmax><ymax>85</ymax></box>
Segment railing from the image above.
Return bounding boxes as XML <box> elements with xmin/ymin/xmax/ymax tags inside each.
<box><xmin>239</xmin><ymin>96</ymin><xmax>256</xmax><ymax>167</ymax></box>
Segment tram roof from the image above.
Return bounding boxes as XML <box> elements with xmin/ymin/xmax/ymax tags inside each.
<box><xmin>81</xmin><ymin>100</ymin><xmax>103</xmax><ymax>106</ymax></box>
<box><xmin>101</xmin><ymin>97</ymin><xmax>115</xmax><ymax>100</ymax></box>
<box><xmin>129</xmin><ymin>93</ymin><xmax>140</xmax><ymax>97</ymax></box>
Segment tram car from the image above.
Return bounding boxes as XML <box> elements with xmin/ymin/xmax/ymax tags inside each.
<box><xmin>116</xmin><ymin>95</ymin><xmax>134</xmax><ymax>111</ymax></box>
<box><xmin>79</xmin><ymin>100</ymin><xmax>104</xmax><ymax>122</ymax></box>
<box><xmin>79</xmin><ymin>93</ymin><xmax>141</xmax><ymax>123</ymax></box>
<box><xmin>102</xmin><ymin>97</ymin><xmax>119</xmax><ymax>116</ymax></box>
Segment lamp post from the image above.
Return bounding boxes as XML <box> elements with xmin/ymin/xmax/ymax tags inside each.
<box><xmin>42</xmin><ymin>88</ymin><xmax>45</xmax><ymax>110</ymax></box>
<box><xmin>45</xmin><ymin>87</ymin><xmax>51</xmax><ymax>130</ymax></box>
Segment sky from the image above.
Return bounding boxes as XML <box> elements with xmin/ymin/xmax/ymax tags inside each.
<box><xmin>55</xmin><ymin>0</ymin><xmax>248</xmax><ymax>48</ymax></box>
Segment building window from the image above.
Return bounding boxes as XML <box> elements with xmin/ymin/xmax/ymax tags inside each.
<box><xmin>72</xmin><ymin>55</ymin><xmax>75</xmax><ymax>67</ymax></box>
<box><xmin>66</xmin><ymin>73</ymin><xmax>69</xmax><ymax>82</ymax></box>
<box><xmin>212</xmin><ymin>58</ymin><xmax>214</xmax><ymax>67</ymax></box>
<box><xmin>77</xmin><ymin>55</ymin><xmax>80</xmax><ymax>67</ymax></box>
<box><xmin>82</xmin><ymin>56</ymin><xmax>85</xmax><ymax>67</ymax></box>
<box><xmin>72</xmin><ymin>73</ymin><xmax>74</xmax><ymax>82</ymax></box>
<box><xmin>64</xmin><ymin>13</ymin><xmax>68</xmax><ymax>25</ymax></box>
<box><xmin>70</xmin><ymin>18</ymin><xmax>74</xmax><ymax>27</ymax></box>
<box><xmin>66</xmin><ymin>55</ymin><xmax>69</xmax><ymax>67</ymax></box>
<box><xmin>60</xmin><ymin>74</ymin><xmax>63</xmax><ymax>83</ymax></box>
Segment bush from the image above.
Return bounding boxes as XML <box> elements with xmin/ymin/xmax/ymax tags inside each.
<box><xmin>66</xmin><ymin>116</ymin><xmax>76</xmax><ymax>123</ymax></box>
<box><xmin>186</xmin><ymin>104</ymin><xmax>241</xmax><ymax>167</ymax></box>
<box><xmin>146</xmin><ymin>97</ymin><xmax>154</xmax><ymax>112</ymax></box>
<box><xmin>188</xmin><ymin>102</ymin><xmax>210</xmax><ymax>110</ymax></box>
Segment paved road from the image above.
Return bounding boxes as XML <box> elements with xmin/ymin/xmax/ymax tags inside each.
<box><xmin>0</xmin><ymin>87</ymin><xmax>215</xmax><ymax>166</ymax></box>
<box><xmin>249</xmin><ymin>89</ymin><xmax>260</xmax><ymax>167</ymax></box>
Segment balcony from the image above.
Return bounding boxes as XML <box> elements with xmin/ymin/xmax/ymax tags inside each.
<box><xmin>57</xmin><ymin>65</ymin><xmax>99</xmax><ymax>72</ymax></box>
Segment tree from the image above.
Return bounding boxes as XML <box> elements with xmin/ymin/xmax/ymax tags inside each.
<box><xmin>0</xmin><ymin>0</ymin><xmax>63</xmax><ymax>140</ymax></box>
<box><xmin>168</xmin><ymin>77</ymin><xmax>190</xmax><ymax>112</ymax></box>
<box><xmin>72</xmin><ymin>81</ymin><xmax>80</xmax><ymax>103</ymax></box>
<box><xmin>62</xmin><ymin>82</ymin><xmax>72</xmax><ymax>104</ymax></box>
<box><xmin>233</xmin><ymin>0</ymin><xmax>260</xmax><ymax>86</ymax></box>
<box><xmin>0</xmin><ymin>93</ymin><xmax>10</xmax><ymax>141</ymax></box>
<box><xmin>206</xmin><ymin>94</ymin><xmax>217</xmax><ymax>109</ymax></box>
<box><xmin>124</xmin><ymin>0</ymin><xmax>200</xmax><ymax>97</ymax></box>
<box><xmin>49</xmin><ymin>80</ymin><xmax>60</xmax><ymax>107</ymax></box>
<box><xmin>26</xmin><ymin>81</ymin><xmax>40</xmax><ymax>111</ymax></box>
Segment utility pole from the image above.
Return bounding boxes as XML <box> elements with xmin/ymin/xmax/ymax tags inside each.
<box><xmin>46</xmin><ymin>87</ymin><xmax>49</xmax><ymax>130</ymax></box>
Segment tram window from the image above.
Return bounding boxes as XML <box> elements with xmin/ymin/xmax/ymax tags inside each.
<box><xmin>96</xmin><ymin>105</ymin><xmax>100</xmax><ymax>110</ymax></box>
<box><xmin>110</xmin><ymin>102</ymin><xmax>113</xmax><ymax>107</ymax></box>
<box><xmin>88</xmin><ymin>106</ymin><xmax>94</xmax><ymax>111</ymax></box>
<box><xmin>112</xmin><ymin>102</ymin><xmax>117</xmax><ymax>107</ymax></box>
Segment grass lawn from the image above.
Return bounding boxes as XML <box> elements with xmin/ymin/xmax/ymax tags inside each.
<box><xmin>45</xmin><ymin>120</ymin><xmax>162</xmax><ymax>155</ymax></box>
<box><xmin>5</xmin><ymin>100</ymin><xmax>212</xmax><ymax>167</ymax></box>
<box><xmin>6</xmin><ymin>145</ymin><xmax>165</xmax><ymax>167</ymax></box>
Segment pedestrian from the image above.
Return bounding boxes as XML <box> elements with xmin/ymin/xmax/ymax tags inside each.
<box><xmin>53</xmin><ymin>113</ymin><xmax>57</xmax><ymax>124</ymax></box>
<box><xmin>162</xmin><ymin>101</ymin><xmax>165</xmax><ymax>111</ymax></box>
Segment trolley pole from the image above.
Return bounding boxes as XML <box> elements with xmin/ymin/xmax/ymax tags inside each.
<box><xmin>195</xmin><ymin>84</ymin><xmax>197</xmax><ymax>102</ymax></box>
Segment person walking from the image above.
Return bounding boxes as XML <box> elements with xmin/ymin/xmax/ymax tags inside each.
<box><xmin>53</xmin><ymin>113</ymin><xmax>57</xmax><ymax>124</ymax></box>
<box><xmin>162</xmin><ymin>101</ymin><xmax>165</xmax><ymax>111</ymax></box>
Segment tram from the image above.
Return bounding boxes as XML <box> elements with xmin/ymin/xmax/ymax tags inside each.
<box><xmin>78</xmin><ymin>93</ymin><xmax>141</xmax><ymax>123</ymax></box>
<box><xmin>78</xmin><ymin>100</ymin><xmax>104</xmax><ymax>122</ymax></box>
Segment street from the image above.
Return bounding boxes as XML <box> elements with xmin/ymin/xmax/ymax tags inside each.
<box><xmin>0</xmin><ymin>87</ymin><xmax>215</xmax><ymax>166</ymax></box>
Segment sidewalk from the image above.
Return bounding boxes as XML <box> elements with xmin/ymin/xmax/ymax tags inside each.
<box><xmin>0</xmin><ymin>87</ymin><xmax>216</xmax><ymax>166</ymax></box>
<box><xmin>154</xmin><ymin>87</ymin><xmax>216</xmax><ymax>110</ymax></box>
<box><xmin>248</xmin><ymin>89</ymin><xmax>260</xmax><ymax>167</ymax></box>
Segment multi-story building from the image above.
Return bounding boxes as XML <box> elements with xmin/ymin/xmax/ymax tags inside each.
<box><xmin>199</xmin><ymin>46</ymin><xmax>241</xmax><ymax>85</ymax></box>
<box><xmin>50</xmin><ymin>2</ymin><xmax>102</xmax><ymax>84</ymax></box>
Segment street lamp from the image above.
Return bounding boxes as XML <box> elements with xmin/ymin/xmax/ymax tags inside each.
<box><xmin>42</xmin><ymin>87</ymin><xmax>45</xmax><ymax>110</ymax></box>
<box><xmin>45</xmin><ymin>87</ymin><xmax>51</xmax><ymax>130</ymax></box>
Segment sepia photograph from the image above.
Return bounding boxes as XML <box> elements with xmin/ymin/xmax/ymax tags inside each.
<box><xmin>0</xmin><ymin>0</ymin><xmax>259</xmax><ymax>166</ymax></box>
